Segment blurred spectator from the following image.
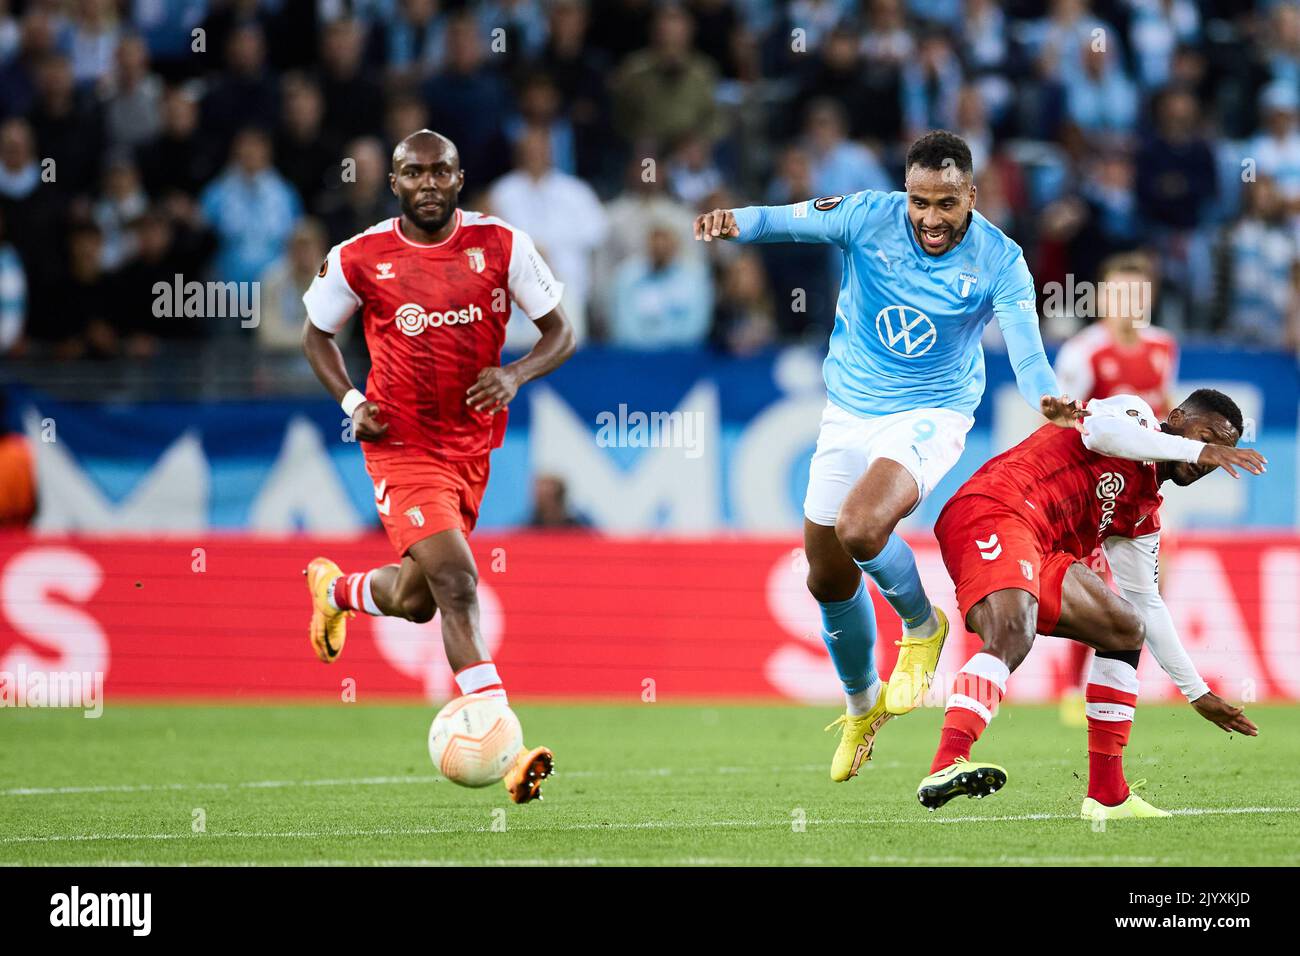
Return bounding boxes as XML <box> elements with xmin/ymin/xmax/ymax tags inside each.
<box><xmin>610</xmin><ymin>5</ymin><xmax>721</xmax><ymax>150</ymax></box>
<box><xmin>476</xmin><ymin>0</ymin><xmax>548</xmax><ymax>67</ymax></box>
<box><xmin>1212</xmin><ymin>176</ymin><xmax>1300</xmax><ymax>352</ymax></box>
<box><xmin>609</xmin><ymin>220</ymin><xmax>712</xmax><ymax>348</ymax></box>
<box><xmin>317</xmin><ymin>19</ymin><xmax>385</xmax><ymax>145</ymax></box>
<box><xmin>69</xmin><ymin>0</ymin><xmax>121</xmax><ymax>87</ymax></box>
<box><xmin>1127</xmin><ymin>0</ymin><xmax>1200</xmax><ymax>91</ymax></box>
<box><xmin>710</xmin><ymin>250</ymin><xmax>775</xmax><ymax>356</ymax></box>
<box><xmin>377</xmin><ymin>0</ymin><xmax>447</xmax><ymax>85</ymax></box>
<box><xmin>316</xmin><ymin>136</ymin><xmax>397</xmax><ymax>246</ymax></box>
<box><xmin>201</xmin><ymin>22</ymin><xmax>278</xmax><ymax>155</ymax></box>
<box><xmin>423</xmin><ymin>11</ymin><xmax>511</xmax><ymax>184</ymax></box>
<box><xmin>795</xmin><ymin>27</ymin><xmax>872</xmax><ymax>141</ymax></box>
<box><xmin>275</xmin><ymin>73</ymin><xmax>341</xmax><ymax>208</ymax></box>
<box><xmin>0</xmin><ymin>117</ymin><xmax>63</xmax><ymax>322</ymax></box>
<box><xmin>0</xmin><ymin>8</ymin><xmax>61</xmax><ymax>121</ymax></box>
<box><xmin>93</xmin><ymin>159</ymin><xmax>148</xmax><ymax>269</ymax></box>
<box><xmin>505</xmin><ymin>73</ymin><xmax>576</xmax><ymax>176</ymax></box>
<box><xmin>136</xmin><ymin>82</ymin><xmax>220</xmax><ymax>199</ymax></box>
<box><xmin>1065</xmin><ymin>42</ymin><xmax>1138</xmax><ymax>144</ymax></box>
<box><xmin>901</xmin><ymin>28</ymin><xmax>962</xmax><ymax>140</ymax></box>
<box><xmin>528</xmin><ymin>473</ymin><xmax>589</xmax><ymax>529</ymax></box>
<box><xmin>44</xmin><ymin>221</ymin><xmax>122</xmax><ymax>358</ymax></box>
<box><xmin>0</xmin><ymin>206</ymin><xmax>24</xmax><ymax>355</ymax></box>
<box><xmin>801</xmin><ymin>98</ymin><xmax>890</xmax><ymax>198</ymax></box>
<box><xmin>384</xmin><ymin>91</ymin><xmax>430</xmax><ymax>151</ymax></box>
<box><xmin>593</xmin><ymin>153</ymin><xmax>700</xmax><ymax>328</ymax></box>
<box><xmin>1247</xmin><ymin>82</ymin><xmax>1300</xmax><ymax>219</ymax></box>
<box><xmin>102</xmin><ymin>32</ymin><xmax>163</xmax><ymax>154</ymax></box>
<box><xmin>113</xmin><ymin>203</ymin><xmax>216</xmax><ymax>349</ymax></box>
<box><xmin>199</xmin><ymin>126</ymin><xmax>301</xmax><ymax>285</ymax></box>
<box><xmin>29</xmin><ymin>52</ymin><xmax>106</xmax><ymax>198</ymax></box>
<box><xmin>130</xmin><ymin>0</ymin><xmax>208</xmax><ymax>74</ymax></box>
<box><xmin>257</xmin><ymin>216</ymin><xmax>329</xmax><ymax>351</ymax></box>
<box><xmin>0</xmin><ymin>1</ymin><xmax>18</xmax><ymax>64</ymax></box>
<box><xmin>666</xmin><ymin>132</ymin><xmax>722</xmax><ymax>207</ymax></box>
<box><xmin>534</xmin><ymin>0</ymin><xmax>609</xmax><ymax>182</ymax></box>
<box><xmin>758</xmin><ymin>146</ymin><xmax>834</xmax><ymax>340</ymax></box>
<box><xmin>489</xmin><ymin>126</ymin><xmax>606</xmax><ymax>343</ymax></box>
<box><xmin>0</xmin><ymin>389</ymin><xmax>35</xmax><ymax>528</ymax></box>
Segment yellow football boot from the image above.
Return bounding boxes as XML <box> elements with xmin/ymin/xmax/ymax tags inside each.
<box><xmin>886</xmin><ymin>607</ymin><xmax>949</xmax><ymax>715</ymax></box>
<box><xmin>825</xmin><ymin>682</ymin><xmax>893</xmax><ymax>782</ymax></box>
<box><xmin>916</xmin><ymin>756</ymin><xmax>1008</xmax><ymax>810</ymax></box>
<box><xmin>1080</xmin><ymin>781</ymin><xmax>1171</xmax><ymax>820</ymax></box>
<box><xmin>305</xmin><ymin>556</ymin><xmax>351</xmax><ymax>663</ymax></box>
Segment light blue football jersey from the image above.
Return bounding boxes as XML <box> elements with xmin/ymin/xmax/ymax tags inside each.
<box><xmin>731</xmin><ymin>190</ymin><xmax>1058</xmax><ymax>418</ymax></box>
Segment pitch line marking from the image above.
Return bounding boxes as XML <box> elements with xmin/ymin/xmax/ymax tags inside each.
<box><xmin>3</xmin><ymin>806</ymin><xmax>1298</xmax><ymax>845</ymax></box>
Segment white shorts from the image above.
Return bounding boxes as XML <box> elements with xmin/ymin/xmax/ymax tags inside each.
<box><xmin>803</xmin><ymin>402</ymin><xmax>975</xmax><ymax>527</ymax></box>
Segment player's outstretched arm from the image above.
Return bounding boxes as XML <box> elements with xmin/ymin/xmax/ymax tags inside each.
<box><xmin>1082</xmin><ymin>406</ymin><xmax>1267</xmax><ymax>476</ymax></box>
<box><xmin>993</xmin><ymin>256</ymin><xmax>1077</xmax><ymax>424</ymax></box>
<box><xmin>467</xmin><ymin>306</ymin><xmax>576</xmax><ymax>415</ymax></box>
<box><xmin>1105</xmin><ymin>533</ymin><xmax>1258</xmax><ymax>737</ymax></box>
<box><xmin>693</xmin><ymin>193</ymin><xmax>867</xmax><ymax>247</ymax></box>
<box><xmin>301</xmin><ymin>319</ymin><xmax>387</xmax><ymax>441</ymax></box>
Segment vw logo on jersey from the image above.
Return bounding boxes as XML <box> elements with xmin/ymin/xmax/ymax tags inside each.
<box><xmin>875</xmin><ymin>305</ymin><xmax>937</xmax><ymax>358</ymax></box>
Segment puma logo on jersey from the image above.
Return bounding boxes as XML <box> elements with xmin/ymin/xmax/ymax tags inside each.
<box><xmin>976</xmin><ymin>534</ymin><xmax>1002</xmax><ymax>560</ymax></box>
<box><xmin>376</xmin><ymin>262</ymin><xmax>395</xmax><ymax>280</ymax></box>
<box><xmin>375</xmin><ymin>479</ymin><xmax>390</xmax><ymax>515</ymax></box>
<box><xmin>874</xmin><ymin>249</ymin><xmax>892</xmax><ymax>272</ymax></box>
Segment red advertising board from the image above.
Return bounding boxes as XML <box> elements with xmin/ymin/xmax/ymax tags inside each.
<box><xmin>0</xmin><ymin>532</ymin><xmax>1295</xmax><ymax>702</ymax></box>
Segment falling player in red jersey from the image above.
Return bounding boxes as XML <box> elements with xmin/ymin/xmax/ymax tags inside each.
<box><xmin>299</xmin><ymin>130</ymin><xmax>576</xmax><ymax>803</ymax></box>
<box><xmin>916</xmin><ymin>389</ymin><xmax>1263</xmax><ymax>820</ymax></box>
<box><xmin>1053</xmin><ymin>251</ymin><xmax>1178</xmax><ymax>722</ymax></box>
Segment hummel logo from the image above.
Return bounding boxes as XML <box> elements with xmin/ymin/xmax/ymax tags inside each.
<box><xmin>376</xmin><ymin>262</ymin><xmax>395</xmax><ymax>280</ymax></box>
<box><xmin>976</xmin><ymin>534</ymin><xmax>1002</xmax><ymax>560</ymax></box>
<box><xmin>374</xmin><ymin>479</ymin><xmax>390</xmax><ymax>516</ymax></box>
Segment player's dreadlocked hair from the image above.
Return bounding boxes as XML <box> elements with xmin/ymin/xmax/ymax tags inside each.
<box><xmin>905</xmin><ymin>130</ymin><xmax>973</xmax><ymax>177</ymax></box>
<box><xmin>1183</xmin><ymin>388</ymin><xmax>1245</xmax><ymax>435</ymax></box>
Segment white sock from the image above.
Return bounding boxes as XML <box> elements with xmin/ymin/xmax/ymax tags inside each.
<box><xmin>360</xmin><ymin>570</ymin><xmax>381</xmax><ymax>615</ymax></box>
<box><xmin>845</xmin><ymin>679</ymin><xmax>881</xmax><ymax>716</ymax></box>
<box><xmin>454</xmin><ymin>661</ymin><xmax>508</xmax><ymax>703</ymax></box>
<box><xmin>904</xmin><ymin>607</ymin><xmax>939</xmax><ymax>639</ymax></box>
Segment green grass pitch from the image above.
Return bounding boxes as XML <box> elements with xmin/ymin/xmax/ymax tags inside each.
<box><xmin>2</xmin><ymin>701</ymin><xmax>1297</xmax><ymax>866</ymax></box>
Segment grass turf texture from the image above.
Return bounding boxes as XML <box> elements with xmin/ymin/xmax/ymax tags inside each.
<box><xmin>2</xmin><ymin>702</ymin><xmax>1297</xmax><ymax>866</ymax></box>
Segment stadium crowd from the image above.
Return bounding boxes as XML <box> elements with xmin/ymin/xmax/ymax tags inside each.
<box><xmin>0</xmin><ymin>0</ymin><xmax>1298</xmax><ymax>363</ymax></box>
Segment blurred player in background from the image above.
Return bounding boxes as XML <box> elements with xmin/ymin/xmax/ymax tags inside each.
<box><xmin>1054</xmin><ymin>252</ymin><xmax>1177</xmax><ymax>724</ymax></box>
<box><xmin>918</xmin><ymin>390</ymin><xmax>1261</xmax><ymax>820</ymax></box>
<box><xmin>695</xmin><ymin>131</ymin><xmax>1079</xmax><ymax>781</ymax></box>
<box><xmin>299</xmin><ymin>130</ymin><xmax>576</xmax><ymax>804</ymax></box>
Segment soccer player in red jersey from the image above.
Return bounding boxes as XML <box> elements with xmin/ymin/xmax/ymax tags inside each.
<box><xmin>299</xmin><ymin>130</ymin><xmax>576</xmax><ymax>803</ymax></box>
<box><xmin>1054</xmin><ymin>252</ymin><xmax>1178</xmax><ymax>721</ymax></box>
<box><xmin>916</xmin><ymin>389</ymin><xmax>1263</xmax><ymax>820</ymax></box>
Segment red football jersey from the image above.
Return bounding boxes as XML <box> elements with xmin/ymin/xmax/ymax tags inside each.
<box><xmin>303</xmin><ymin>210</ymin><xmax>564</xmax><ymax>459</ymax></box>
<box><xmin>1055</xmin><ymin>323</ymin><xmax>1177</xmax><ymax>418</ymax></box>
<box><xmin>953</xmin><ymin>395</ymin><xmax>1164</xmax><ymax>559</ymax></box>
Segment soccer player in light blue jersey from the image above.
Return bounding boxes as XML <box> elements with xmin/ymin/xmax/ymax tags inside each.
<box><xmin>694</xmin><ymin>131</ymin><xmax>1080</xmax><ymax>782</ymax></box>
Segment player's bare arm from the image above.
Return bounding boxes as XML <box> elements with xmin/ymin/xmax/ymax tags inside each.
<box><xmin>301</xmin><ymin>320</ymin><xmax>388</xmax><ymax>441</ymax></box>
<box><xmin>466</xmin><ymin>307</ymin><xmax>576</xmax><ymax>415</ymax></box>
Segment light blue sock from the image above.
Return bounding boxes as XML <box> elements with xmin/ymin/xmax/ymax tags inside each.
<box><xmin>818</xmin><ymin>579</ymin><xmax>879</xmax><ymax>695</ymax></box>
<box><xmin>856</xmin><ymin>533</ymin><xmax>932</xmax><ymax>629</ymax></box>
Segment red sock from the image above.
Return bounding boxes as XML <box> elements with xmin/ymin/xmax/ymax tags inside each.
<box><xmin>330</xmin><ymin>571</ymin><xmax>372</xmax><ymax>613</ymax></box>
<box><xmin>930</xmin><ymin>653</ymin><xmax>1007</xmax><ymax>773</ymax></box>
<box><xmin>1085</xmin><ymin>656</ymin><xmax>1139</xmax><ymax>805</ymax></box>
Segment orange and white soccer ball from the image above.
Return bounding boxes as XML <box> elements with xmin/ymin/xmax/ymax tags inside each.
<box><xmin>427</xmin><ymin>694</ymin><xmax>524</xmax><ymax>788</ymax></box>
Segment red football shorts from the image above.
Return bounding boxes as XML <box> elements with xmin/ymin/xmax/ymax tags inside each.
<box><xmin>364</xmin><ymin>450</ymin><xmax>490</xmax><ymax>556</ymax></box>
<box><xmin>934</xmin><ymin>493</ymin><xmax>1080</xmax><ymax>635</ymax></box>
